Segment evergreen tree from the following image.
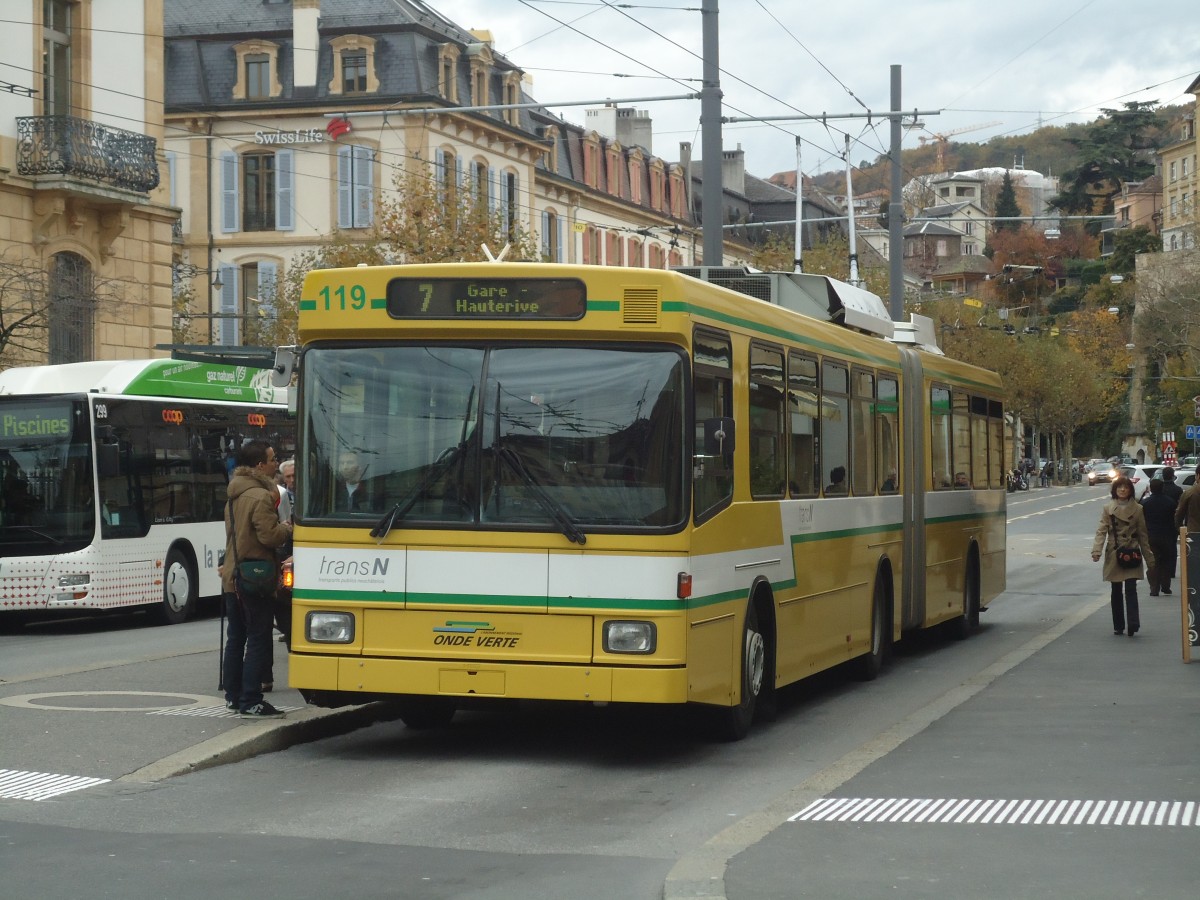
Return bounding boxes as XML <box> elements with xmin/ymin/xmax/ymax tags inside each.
<box><xmin>994</xmin><ymin>171</ymin><xmax>1021</xmax><ymax>231</ymax></box>
<box><xmin>1050</xmin><ymin>101</ymin><xmax>1163</xmax><ymax>215</ymax></box>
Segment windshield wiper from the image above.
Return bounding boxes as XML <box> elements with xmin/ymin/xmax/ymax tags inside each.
<box><xmin>495</xmin><ymin>445</ymin><xmax>586</xmax><ymax>545</ymax></box>
<box><xmin>369</xmin><ymin>442</ymin><xmax>468</xmax><ymax>540</ymax></box>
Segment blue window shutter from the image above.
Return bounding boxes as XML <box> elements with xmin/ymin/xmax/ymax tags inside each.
<box><xmin>275</xmin><ymin>149</ymin><xmax>294</xmax><ymax>231</ymax></box>
<box><xmin>220</xmin><ymin>152</ymin><xmax>239</xmax><ymax>233</ymax></box>
<box><xmin>435</xmin><ymin>148</ymin><xmax>446</xmax><ymax>189</ymax></box>
<box><xmin>257</xmin><ymin>261</ymin><xmax>278</xmax><ymax>320</ymax></box>
<box><xmin>354</xmin><ymin>146</ymin><xmax>374</xmax><ymax>227</ymax></box>
<box><xmin>541</xmin><ymin>211</ymin><xmax>549</xmax><ymax>259</ymax></box>
<box><xmin>218</xmin><ymin>263</ymin><xmax>239</xmax><ymax>345</ymax></box>
<box><xmin>337</xmin><ymin>146</ymin><xmax>352</xmax><ymax>229</ymax></box>
<box><xmin>557</xmin><ymin>217</ymin><xmax>565</xmax><ymax>262</ymax></box>
<box><xmin>455</xmin><ymin>155</ymin><xmax>463</xmax><ymax>188</ymax></box>
<box><xmin>488</xmin><ymin>166</ymin><xmax>498</xmax><ymax>213</ymax></box>
<box><xmin>499</xmin><ymin>171</ymin><xmax>510</xmax><ymax>230</ymax></box>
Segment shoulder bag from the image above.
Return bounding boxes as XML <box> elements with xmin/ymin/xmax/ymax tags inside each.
<box><xmin>228</xmin><ymin>498</ymin><xmax>277</xmax><ymax>603</ymax></box>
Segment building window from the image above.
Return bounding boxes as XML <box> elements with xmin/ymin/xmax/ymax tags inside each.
<box><xmin>48</xmin><ymin>252</ymin><xmax>94</xmax><ymax>364</ymax></box>
<box><xmin>503</xmin><ymin>73</ymin><xmax>522</xmax><ymax>126</ymax></box>
<box><xmin>216</xmin><ymin>260</ymin><xmax>278</xmax><ymax>347</ymax></box>
<box><xmin>500</xmin><ymin>170</ymin><xmax>519</xmax><ymax>238</ymax></box>
<box><xmin>232</xmin><ymin>40</ymin><xmax>281</xmax><ymax>101</ymax></box>
<box><xmin>221</xmin><ymin>150</ymin><xmax>294</xmax><ymax>233</ymax></box>
<box><xmin>42</xmin><ymin>0</ymin><xmax>72</xmax><ymax>116</ymax></box>
<box><xmin>964</xmin><ymin>243</ymin><xmax>976</xmax><ymax>255</ymax></box>
<box><xmin>246</xmin><ymin>55</ymin><xmax>270</xmax><ymax>100</ymax></box>
<box><xmin>342</xmin><ymin>53</ymin><xmax>367</xmax><ymax>93</ymax></box>
<box><xmin>436</xmin><ymin>149</ymin><xmax>459</xmax><ymax>205</ymax></box>
<box><xmin>329</xmin><ymin>36</ymin><xmax>379</xmax><ymax>96</ymax></box>
<box><xmin>243</xmin><ymin>153</ymin><xmax>275</xmax><ymax>232</ymax></box>
<box><xmin>963</xmin><ymin>220</ymin><xmax>973</xmax><ymax>235</ymax></box>
<box><xmin>1170</xmin><ymin>161</ymin><xmax>1178</xmax><ymax>183</ymax></box>
<box><xmin>541</xmin><ymin>210</ymin><xmax>562</xmax><ymax>262</ymax></box>
<box><xmin>438</xmin><ymin>44</ymin><xmax>461</xmax><ymax>102</ymax></box>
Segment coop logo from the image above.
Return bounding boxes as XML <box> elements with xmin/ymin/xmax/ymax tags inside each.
<box><xmin>161</xmin><ymin>409</ymin><xmax>184</xmax><ymax>425</ymax></box>
<box><xmin>246</xmin><ymin>413</ymin><xmax>267</xmax><ymax>427</ymax></box>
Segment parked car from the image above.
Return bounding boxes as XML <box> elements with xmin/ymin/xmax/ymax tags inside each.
<box><xmin>1176</xmin><ymin>467</ymin><xmax>1196</xmax><ymax>488</ymax></box>
<box><xmin>1180</xmin><ymin>456</ymin><xmax>1198</xmax><ymax>468</ymax></box>
<box><xmin>1088</xmin><ymin>461</ymin><xmax>1117</xmax><ymax>485</ymax></box>
<box><xmin>1119</xmin><ymin>464</ymin><xmax>1164</xmax><ymax>501</ymax></box>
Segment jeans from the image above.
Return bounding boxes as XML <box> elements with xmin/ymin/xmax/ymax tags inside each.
<box><xmin>222</xmin><ymin>591</ymin><xmax>275</xmax><ymax>710</ymax></box>
<box><xmin>1110</xmin><ymin>579</ymin><xmax>1140</xmax><ymax>634</ymax></box>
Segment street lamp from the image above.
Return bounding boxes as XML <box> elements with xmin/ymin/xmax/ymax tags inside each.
<box><xmin>172</xmin><ymin>261</ymin><xmax>223</xmax><ymax>289</ymax></box>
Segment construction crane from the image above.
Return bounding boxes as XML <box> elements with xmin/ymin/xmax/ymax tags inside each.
<box><xmin>918</xmin><ymin>121</ymin><xmax>1003</xmax><ymax>170</ymax></box>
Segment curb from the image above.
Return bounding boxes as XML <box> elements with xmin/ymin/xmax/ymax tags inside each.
<box><xmin>119</xmin><ymin>701</ymin><xmax>406</xmax><ymax>783</ymax></box>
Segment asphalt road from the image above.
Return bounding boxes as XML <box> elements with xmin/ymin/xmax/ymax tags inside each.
<box><xmin>1</xmin><ymin>484</ymin><xmax>1197</xmax><ymax>900</ymax></box>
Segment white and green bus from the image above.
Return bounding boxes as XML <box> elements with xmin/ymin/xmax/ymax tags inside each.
<box><xmin>0</xmin><ymin>359</ymin><xmax>291</xmax><ymax>626</ymax></box>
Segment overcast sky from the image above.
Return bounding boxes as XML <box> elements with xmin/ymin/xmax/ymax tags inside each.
<box><xmin>429</xmin><ymin>0</ymin><xmax>1198</xmax><ymax>180</ymax></box>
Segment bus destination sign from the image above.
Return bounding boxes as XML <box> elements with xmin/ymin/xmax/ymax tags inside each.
<box><xmin>387</xmin><ymin>278</ymin><xmax>587</xmax><ymax>320</ymax></box>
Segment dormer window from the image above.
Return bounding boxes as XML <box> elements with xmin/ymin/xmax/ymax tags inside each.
<box><xmin>502</xmin><ymin>73</ymin><xmax>522</xmax><ymax>126</ymax></box>
<box><xmin>329</xmin><ymin>35</ymin><xmax>378</xmax><ymax>96</ymax></box>
<box><xmin>246</xmin><ymin>55</ymin><xmax>270</xmax><ymax>100</ymax></box>
<box><xmin>232</xmin><ymin>40</ymin><xmax>281</xmax><ymax>101</ymax></box>
<box><xmin>438</xmin><ymin>44</ymin><xmax>461</xmax><ymax>103</ymax></box>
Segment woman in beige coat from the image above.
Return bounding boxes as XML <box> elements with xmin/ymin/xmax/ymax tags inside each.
<box><xmin>1091</xmin><ymin>475</ymin><xmax>1155</xmax><ymax>636</ymax></box>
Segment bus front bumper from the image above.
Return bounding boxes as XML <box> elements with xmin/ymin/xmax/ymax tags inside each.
<box><xmin>288</xmin><ymin>652</ymin><xmax>689</xmax><ymax>706</ymax></box>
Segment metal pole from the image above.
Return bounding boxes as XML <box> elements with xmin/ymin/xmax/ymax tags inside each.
<box><xmin>888</xmin><ymin>65</ymin><xmax>904</xmax><ymax>321</ymax></box>
<box><xmin>794</xmin><ymin>137</ymin><xmax>803</xmax><ymax>272</ymax></box>
<box><xmin>700</xmin><ymin>0</ymin><xmax>723</xmax><ymax>265</ymax></box>
<box><xmin>844</xmin><ymin>133</ymin><xmax>860</xmax><ymax>287</ymax></box>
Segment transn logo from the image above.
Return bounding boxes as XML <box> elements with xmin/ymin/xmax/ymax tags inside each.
<box><xmin>246</xmin><ymin>413</ymin><xmax>267</xmax><ymax>427</ymax></box>
<box><xmin>161</xmin><ymin>409</ymin><xmax>184</xmax><ymax>424</ymax></box>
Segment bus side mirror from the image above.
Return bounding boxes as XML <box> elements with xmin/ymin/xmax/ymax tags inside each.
<box><xmin>97</xmin><ymin>442</ymin><xmax>120</xmax><ymax>478</ymax></box>
<box><xmin>703</xmin><ymin>417</ymin><xmax>735</xmax><ymax>458</ymax></box>
<box><xmin>272</xmin><ymin>346</ymin><xmax>297</xmax><ymax>388</ymax></box>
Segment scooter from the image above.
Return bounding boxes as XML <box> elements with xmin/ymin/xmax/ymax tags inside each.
<box><xmin>1007</xmin><ymin>469</ymin><xmax>1029</xmax><ymax>492</ymax></box>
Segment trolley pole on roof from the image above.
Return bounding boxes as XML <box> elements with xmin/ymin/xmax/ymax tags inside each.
<box><xmin>889</xmin><ymin>65</ymin><xmax>905</xmax><ymax>322</ymax></box>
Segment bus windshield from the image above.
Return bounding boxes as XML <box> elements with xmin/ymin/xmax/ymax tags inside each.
<box><xmin>0</xmin><ymin>398</ymin><xmax>95</xmax><ymax>553</ymax></box>
<box><xmin>302</xmin><ymin>344</ymin><xmax>686</xmax><ymax>532</ymax></box>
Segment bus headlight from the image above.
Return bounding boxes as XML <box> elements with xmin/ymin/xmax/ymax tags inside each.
<box><xmin>56</xmin><ymin>573</ymin><xmax>90</xmax><ymax>601</ymax></box>
<box><xmin>603</xmin><ymin>620</ymin><xmax>656</xmax><ymax>654</ymax></box>
<box><xmin>306</xmin><ymin>611</ymin><xmax>355</xmax><ymax>643</ymax></box>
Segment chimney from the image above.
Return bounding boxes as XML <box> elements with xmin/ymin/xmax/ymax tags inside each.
<box><xmin>721</xmin><ymin>145</ymin><xmax>745</xmax><ymax>195</ymax></box>
<box><xmin>293</xmin><ymin>0</ymin><xmax>320</xmax><ymax>95</ymax></box>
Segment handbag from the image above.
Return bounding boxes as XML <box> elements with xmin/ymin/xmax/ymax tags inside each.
<box><xmin>228</xmin><ymin>500</ymin><xmax>277</xmax><ymax>604</ymax></box>
<box><xmin>1109</xmin><ymin>513</ymin><xmax>1143</xmax><ymax>569</ymax></box>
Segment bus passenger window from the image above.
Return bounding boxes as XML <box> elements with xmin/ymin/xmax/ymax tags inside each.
<box><xmin>788</xmin><ymin>353</ymin><xmax>818</xmax><ymax>496</ymax></box>
<box><xmin>749</xmin><ymin>344</ymin><xmax>785</xmax><ymax>499</ymax></box>
<box><xmin>821</xmin><ymin>362</ymin><xmax>849</xmax><ymax>497</ymax></box>
<box><xmin>877</xmin><ymin>377</ymin><xmax>899</xmax><ymax>493</ymax></box>
<box><xmin>694</xmin><ymin>330</ymin><xmax>733</xmax><ymax>522</ymax></box>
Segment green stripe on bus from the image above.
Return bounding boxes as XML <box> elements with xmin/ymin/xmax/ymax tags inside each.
<box><xmin>300</xmin><ymin>300</ymin><xmax>317</xmax><ymax>310</ymax></box>
<box><xmin>588</xmin><ymin>300</ymin><xmax>621</xmax><ymax>311</ymax></box>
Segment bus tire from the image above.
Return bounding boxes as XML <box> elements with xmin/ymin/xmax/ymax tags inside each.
<box><xmin>159</xmin><ymin>546</ymin><xmax>196</xmax><ymax>625</ymax></box>
<box><xmin>713</xmin><ymin>601</ymin><xmax>766</xmax><ymax>742</ymax></box>
<box><xmin>953</xmin><ymin>554</ymin><xmax>981</xmax><ymax>640</ymax></box>
<box><xmin>396</xmin><ymin>697</ymin><xmax>457</xmax><ymax>729</ymax></box>
<box><xmin>854</xmin><ymin>572</ymin><xmax>890</xmax><ymax>681</ymax></box>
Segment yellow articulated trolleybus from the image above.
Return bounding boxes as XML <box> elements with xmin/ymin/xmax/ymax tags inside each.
<box><xmin>282</xmin><ymin>262</ymin><xmax>1005</xmax><ymax>739</ymax></box>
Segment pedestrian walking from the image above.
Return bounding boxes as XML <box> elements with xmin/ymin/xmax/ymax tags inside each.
<box><xmin>1140</xmin><ymin>478</ymin><xmax>1178</xmax><ymax>596</ymax></box>
<box><xmin>222</xmin><ymin>440</ymin><xmax>293</xmax><ymax>718</ymax></box>
<box><xmin>1176</xmin><ymin>481</ymin><xmax>1200</xmax><ymax>533</ymax></box>
<box><xmin>1160</xmin><ymin>466</ymin><xmax>1183</xmax><ymax>504</ymax></box>
<box><xmin>1091</xmin><ymin>475</ymin><xmax>1154</xmax><ymax>636</ymax></box>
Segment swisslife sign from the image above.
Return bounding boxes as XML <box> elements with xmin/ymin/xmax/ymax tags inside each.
<box><xmin>253</xmin><ymin>119</ymin><xmax>352</xmax><ymax>145</ymax></box>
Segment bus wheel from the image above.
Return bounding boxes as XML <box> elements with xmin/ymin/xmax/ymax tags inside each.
<box><xmin>396</xmin><ymin>697</ymin><xmax>457</xmax><ymax>729</ymax></box>
<box><xmin>714</xmin><ymin>602</ymin><xmax>765</xmax><ymax>741</ymax></box>
<box><xmin>854</xmin><ymin>573</ymin><xmax>890</xmax><ymax>681</ymax></box>
<box><xmin>953</xmin><ymin>558</ymin><xmax>980</xmax><ymax>640</ymax></box>
<box><xmin>159</xmin><ymin>548</ymin><xmax>196</xmax><ymax>625</ymax></box>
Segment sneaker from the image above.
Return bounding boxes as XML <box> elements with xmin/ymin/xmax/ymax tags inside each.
<box><xmin>225</xmin><ymin>700</ymin><xmax>236</xmax><ymax>711</ymax></box>
<box><xmin>238</xmin><ymin>701</ymin><xmax>285</xmax><ymax>719</ymax></box>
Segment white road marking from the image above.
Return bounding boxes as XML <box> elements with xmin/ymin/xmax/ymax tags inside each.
<box><xmin>790</xmin><ymin>797</ymin><xmax>1198</xmax><ymax>826</ymax></box>
<box><xmin>0</xmin><ymin>768</ymin><xmax>110</xmax><ymax>801</ymax></box>
<box><xmin>148</xmin><ymin>703</ymin><xmax>301</xmax><ymax>718</ymax></box>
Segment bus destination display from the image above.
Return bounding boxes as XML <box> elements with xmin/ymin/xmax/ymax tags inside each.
<box><xmin>387</xmin><ymin>278</ymin><xmax>586</xmax><ymax>320</ymax></box>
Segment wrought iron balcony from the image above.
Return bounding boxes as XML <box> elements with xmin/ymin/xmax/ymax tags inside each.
<box><xmin>16</xmin><ymin>115</ymin><xmax>159</xmax><ymax>194</ymax></box>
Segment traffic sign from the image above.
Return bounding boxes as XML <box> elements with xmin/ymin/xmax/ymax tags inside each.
<box><xmin>1189</xmin><ymin>425</ymin><xmax>1197</xmax><ymax>440</ymax></box>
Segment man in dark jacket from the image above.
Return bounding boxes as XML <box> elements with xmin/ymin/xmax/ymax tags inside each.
<box><xmin>1160</xmin><ymin>466</ymin><xmax>1183</xmax><ymax>504</ymax></box>
<box><xmin>1140</xmin><ymin>478</ymin><xmax>1178</xmax><ymax>596</ymax></box>
<box><xmin>222</xmin><ymin>441</ymin><xmax>292</xmax><ymax>718</ymax></box>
